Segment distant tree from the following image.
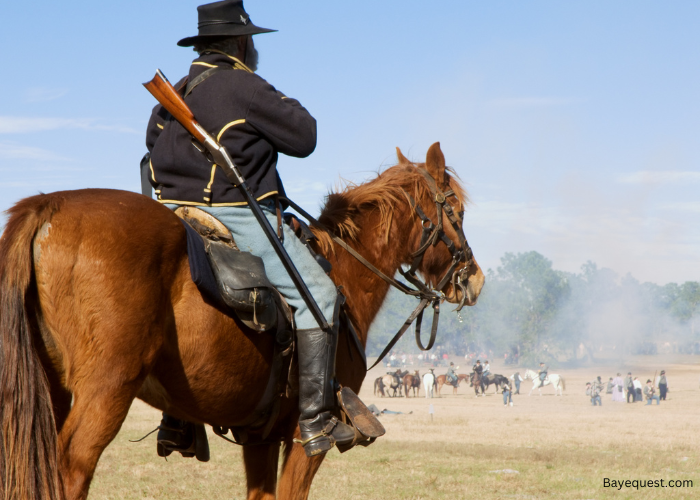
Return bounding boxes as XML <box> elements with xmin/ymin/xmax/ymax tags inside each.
<box><xmin>490</xmin><ymin>251</ymin><xmax>570</xmax><ymax>356</ymax></box>
<box><xmin>673</xmin><ymin>282</ymin><xmax>700</xmax><ymax>338</ymax></box>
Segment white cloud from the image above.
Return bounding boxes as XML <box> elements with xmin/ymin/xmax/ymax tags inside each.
<box><xmin>0</xmin><ymin>142</ymin><xmax>69</xmax><ymax>161</ymax></box>
<box><xmin>23</xmin><ymin>87</ymin><xmax>68</xmax><ymax>103</ymax></box>
<box><xmin>617</xmin><ymin>171</ymin><xmax>700</xmax><ymax>185</ymax></box>
<box><xmin>0</xmin><ymin>116</ymin><xmax>140</xmax><ymax>135</ymax></box>
<box><xmin>465</xmin><ymin>193</ymin><xmax>700</xmax><ymax>284</ymax></box>
<box><xmin>658</xmin><ymin>202</ymin><xmax>700</xmax><ymax>213</ymax></box>
<box><xmin>485</xmin><ymin>97</ymin><xmax>571</xmax><ymax>108</ymax></box>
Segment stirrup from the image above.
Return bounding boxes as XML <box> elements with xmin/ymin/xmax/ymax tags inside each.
<box><xmin>335</xmin><ymin>386</ymin><xmax>385</xmax><ymax>452</ymax></box>
<box><xmin>293</xmin><ymin>415</ymin><xmax>344</xmax><ymax>447</ymax></box>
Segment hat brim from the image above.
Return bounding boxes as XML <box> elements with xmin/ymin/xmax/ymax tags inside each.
<box><xmin>178</xmin><ymin>24</ymin><xmax>276</xmax><ymax>47</ymax></box>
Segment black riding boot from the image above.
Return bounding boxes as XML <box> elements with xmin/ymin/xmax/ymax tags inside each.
<box><xmin>157</xmin><ymin>413</ymin><xmax>193</xmax><ymax>453</ymax></box>
<box><xmin>296</xmin><ymin>327</ymin><xmax>356</xmax><ymax>457</ymax></box>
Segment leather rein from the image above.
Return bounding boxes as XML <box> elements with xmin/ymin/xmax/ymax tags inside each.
<box><xmin>280</xmin><ymin>169</ymin><xmax>474</xmax><ymax>371</ymax></box>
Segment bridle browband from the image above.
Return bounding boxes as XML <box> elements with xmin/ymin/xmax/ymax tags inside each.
<box><xmin>280</xmin><ymin>168</ymin><xmax>475</xmax><ymax>371</ymax></box>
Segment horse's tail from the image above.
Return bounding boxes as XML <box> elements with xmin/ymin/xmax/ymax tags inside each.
<box><xmin>0</xmin><ymin>195</ymin><xmax>63</xmax><ymax>500</ymax></box>
<box><xmin>560</xmin><ymin>377</ymin><xmax>566</xmax><ymax>391</ymax></box>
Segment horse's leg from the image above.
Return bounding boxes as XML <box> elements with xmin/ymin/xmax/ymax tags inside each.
<box><xmin>243</xmin><ymin>442</ymin><xmax>281</xmax><ymax>500</ymax></box>
<box><xmin>278</xmin><ymin>437</ymin><xmax>325</xmax><ymax>500</ymax></box>
<box><xmin>58</xmin><ymin>381</ymin><xmax>142</xmax><ymax>500</ymax></box>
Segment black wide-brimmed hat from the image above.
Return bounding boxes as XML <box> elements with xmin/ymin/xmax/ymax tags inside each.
<box><xmin>178</xmin><ymin>0</ymin><xmax>276</xmax><ymax>47</ymax></box>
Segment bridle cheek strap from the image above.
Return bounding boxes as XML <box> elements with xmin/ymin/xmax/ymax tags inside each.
<box><xmin>368</xmin><ymin>182</ymin><xmax>474</xmax><ymax>370</ymax></box>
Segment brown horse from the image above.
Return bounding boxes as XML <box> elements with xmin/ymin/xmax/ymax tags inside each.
<box><xmin>470</xmin><ymin>372</ymin><xmax>486</xmax><ymax>397</ymax></box>
<box><xmin>436</xmin><ymin>373</ymin><xmax>469</xmax><ymax>396</ymax></box>
<box><xmin>402</xmin><ymin>370</ymin><xmax>421</xmax><ymax>397</ymax></box>
<box><xmin>373</xmin><ymin>376</ymin><xmax>386</xmax><ymax>397</ymax></box>
<box><xmin>0</xmin><ymin>143</ymin><xmax>484</xmax><ymax>500</ymax></box>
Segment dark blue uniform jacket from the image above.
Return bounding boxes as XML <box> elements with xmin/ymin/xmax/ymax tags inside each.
<box><xmin>146</xmin><ymin>51</ymin><xmax>317</xmax><ymax>206</ymax></box>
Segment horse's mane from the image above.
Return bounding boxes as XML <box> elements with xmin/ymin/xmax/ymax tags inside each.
<box><xmin>311</xmin><ymin>163</ymin><xmax>468</xmax><ymax>253</ymax></box>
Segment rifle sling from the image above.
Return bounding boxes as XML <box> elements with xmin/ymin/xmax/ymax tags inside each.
<box><xmin>184</xmin><ymin>65</ymin><xmax>234</xmax><ymax>97</ymax></box>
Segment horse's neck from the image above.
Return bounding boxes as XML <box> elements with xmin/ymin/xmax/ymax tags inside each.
<box><xmin>317</xmin><ymin>207</ymin><xmax>417</xmax><ymax>343</ymax></box>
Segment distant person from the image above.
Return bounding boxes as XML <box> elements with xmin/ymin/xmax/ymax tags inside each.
<box><xmin>624</xmin><ymin>372</ymin><xmax>634</xmax><ymax>403</ymax></box>
<box><xmin>482</xmin><ymin>360</ymin><xmax>491</xmax><ymax>377</ymax></box>
<box><xmin>657</xmin><ymin>370</ymin><xmax>668</xmax><ymax>400</ymax></box>
<box><xmin>611</xmin><ymin>373</ymin><xmax>625</xmax><ymax>402</ymax></box>
<box><xmin>445</xmin><ymin>362</ymin><xmax>459</xmax><ymax>388</ymax></box>
<box><xmin>538</xmin><ymin>362</ymin><xmax>548</xmax><ymax>387</ymax></box>
<box><xmin>644</xmin><ymin>379</ymin><xmax>660</xmax><ymax>405</ymax></box>
<box><xmin>473</xmin><ymin>360</ymin><xmax>483</xmax><ymax>376</ymax></box>
<box><xmin>633</xmin><ymin>377</ymin><xmax>643</xmax><ymax>402</ymax></box>
<box><xmin>511</xmin><ymin>372</ymin><xmax>524</xmax><ymax>395</ymax></box>
<box><xmin>502</xmin><ymin>379</ymin><xmax>513</xmax><ymax>407</ymax></box>
<box><xmin>590</xmin><ymin>380</ymin><xmax>602</xmax><ymax>406</ymax></box>
<box><xmin>606</xmin><ymin>377</ymin><xmax>614</xmax><ymax>394</ymax></box>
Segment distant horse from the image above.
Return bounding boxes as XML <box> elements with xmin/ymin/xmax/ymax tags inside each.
<box><xmin>373</xmin><ymin>376</ymin><xmax>386</xmax><ymax>397</ymax></box>
<box><xmin>481</xmin><ymin>374</ymin><xmax>508</xmax><ymax>394</ymax></box>
<box><xmin>402</xmin><ymin>370</ymin><xmax>421</xmax><ymax>397</ymax></box>
<box><xmin>0</xmin><ymin>144</ymin><xmax>484</xmax><ymax>500</ymax></box>
<box><xmin>380</xmin><ymin>370</ymin><xmax>407</xmax><ymax>397</ymax></box>
<box><xmin>423</xmin><ymin>370</ymin><xmax>437</xmax><ymax>398</ymax></box>
<box><xmin>523</xmin><ymin>369</ymin><xmax>566</xmax><ymax>396</ymax></box>
<box><xmin>436</xmin><ymin>373</ymin><xmax>469</xmax><ymax>396</ymax></box>
<box><xmin>469</xmin><ymin>372</ymin><xmax>485</xmax><ymax>397</ymax></box>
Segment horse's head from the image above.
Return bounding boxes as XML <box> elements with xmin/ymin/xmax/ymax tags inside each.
<box><xmin>395</xmin><ymin>142</ymin><xmax>485</xmax><ymax>308</ymax></box>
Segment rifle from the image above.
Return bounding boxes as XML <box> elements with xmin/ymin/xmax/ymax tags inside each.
<box><xmin>143</xmin><ymin>69</ymin><xmax>331</xmax><ymax>331</ymax></box>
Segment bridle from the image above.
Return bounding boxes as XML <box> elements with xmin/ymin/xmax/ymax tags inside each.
<box><xmin>281</xmin><ymin>167</ymin><xmax>475</xmax><ymax>371</ymax></box>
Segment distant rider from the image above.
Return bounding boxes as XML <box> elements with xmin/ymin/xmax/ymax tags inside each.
<box><xmin>445</xmin><ymin>362</ymin><xmax>459</xmax><ymax>388</ymax></box>
<box><xmin>538</xmin><ymin>362</ymin><xmax>548</xmax><ymax>387</ymax></box>
<box><xmin>482</xmin><ymin>360</ymin><xmax>491</xmax><ymax>377</ymax></box>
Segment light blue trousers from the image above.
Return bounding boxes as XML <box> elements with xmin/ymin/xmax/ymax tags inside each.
<box><xmin>167</xmin><ymin>202</ymin><xmax>336</xmax><ymax>330</ymax></box>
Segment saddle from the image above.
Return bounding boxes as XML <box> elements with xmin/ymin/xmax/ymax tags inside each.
<box><xmin>175</xmin><ymin>206</ymin><xmax>293</xmax><ymax>332</ymax></box>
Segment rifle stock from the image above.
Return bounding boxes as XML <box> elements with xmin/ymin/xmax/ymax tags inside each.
<box><xmin>143</xmin><ymin>70</ymin><xmax>206</xmax><ymax>144</ymax></box>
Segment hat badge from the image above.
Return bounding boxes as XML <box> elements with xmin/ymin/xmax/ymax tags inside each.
<box><xmin>240</xmin><ymin>14</ymin><xmax>248</xmax><ymax>25</ymax></box>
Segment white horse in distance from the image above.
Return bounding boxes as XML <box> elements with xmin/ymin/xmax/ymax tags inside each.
<box><xmin>423</xmin><ymin>370</ymin><xmax>436</xmax><ymax>399</ymax></box>
<box><xmin>523</xmin><ymin>368</ymin><xmax>565</xmax><ymax>396</ymax></box>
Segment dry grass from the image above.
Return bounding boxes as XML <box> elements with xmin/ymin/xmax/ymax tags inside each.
<box><xmin>89</xmin><ymin>355</ymin><xmax>700</xmax><ymax>499</ymax></box>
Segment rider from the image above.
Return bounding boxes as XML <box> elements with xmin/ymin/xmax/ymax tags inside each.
<box><xmin>538</xmin><ymin>362</ymin><xmax>548</xmax><ymax>387</ymax></box>
<box><xmin>473</xmin><ymin>359</ymin><xmax>483</xmax><ymax>377</ymax></box>
<box><xmin>482</xmin><ymin>359</ymin><xmax>491</xmax><ymax>377</ymax></box>
<box><xmin>146</xmin><ymin>0</ymin><xmax>359</xmax><ymax>457</ymax></box>
<box><xmin>445</xmin><ymin>362</ymin><xmax>459</xmax><ymax>388</ymax></box>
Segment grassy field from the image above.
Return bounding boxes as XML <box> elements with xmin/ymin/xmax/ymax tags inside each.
<box><xmin>89</xmin><ymin>355</ymin><xmax>700</xmax><ymax>499</ymax></box>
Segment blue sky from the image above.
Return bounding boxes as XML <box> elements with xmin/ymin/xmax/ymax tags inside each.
<box><xmin>1</xmin><ymin>1</ymin><xmax>698</xmax><ymax>285</ymax></box>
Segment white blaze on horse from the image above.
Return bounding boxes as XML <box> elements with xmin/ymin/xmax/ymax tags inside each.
<box><xmin>423</xmin><ymin>370</ymin><xmax>437</xmax><ymax>399</ymax></box>
<box><xmin>523</xmin><ymin>368</ymin><xmax>566</xmax><ymax>396</ymax></box>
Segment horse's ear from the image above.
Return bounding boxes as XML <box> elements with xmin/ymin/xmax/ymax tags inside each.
<box><xmin>425</xmin><ymin>142</ymin><xmax>446</xmax><ymax>187</ymax></box>
<box><xmin>396</xmin><ymin>147</ymin><xmax>410</xmax><ymax>165</ymax></box>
